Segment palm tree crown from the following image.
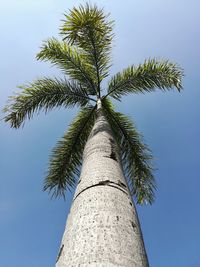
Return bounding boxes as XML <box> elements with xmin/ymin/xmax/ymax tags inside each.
<box><xmin>4</xmin><ymin>3</ymin><xmax>183</xmax><ymax>205</ymax></box>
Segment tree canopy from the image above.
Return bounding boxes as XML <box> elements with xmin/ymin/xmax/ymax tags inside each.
<box><xmin>4</xmin><ymin>3</ymin><xmax>183</xmax><ymax>204</ymax></box>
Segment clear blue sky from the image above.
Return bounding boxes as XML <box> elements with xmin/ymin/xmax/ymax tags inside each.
<box><xmin>1</xmin><ymin>1</ymin><xmax>199</xmax><ymax>266</ymax></box>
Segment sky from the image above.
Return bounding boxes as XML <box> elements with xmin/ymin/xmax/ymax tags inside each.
<box><xmin>0</xmin><ymin>0</ymin><xmax>200</xmax><ymax>266</ymax></box>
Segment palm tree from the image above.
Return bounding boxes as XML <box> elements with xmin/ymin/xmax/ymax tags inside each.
<box><xmin>4</xmin><ymin>3</ymin><xmax>183</xmax><ymax>267</ymax></box>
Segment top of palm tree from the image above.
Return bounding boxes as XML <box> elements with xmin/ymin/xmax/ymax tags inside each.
<box><xmin>3</xmin><ymin>3</ymin><xmax>183</xmax><ymax>204</ymax></box>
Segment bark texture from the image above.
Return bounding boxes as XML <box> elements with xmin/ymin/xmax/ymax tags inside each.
<box><xmin>56</xmin><ymin>107</ymin><xmax>149</xmax><ymax>267</ymax></box>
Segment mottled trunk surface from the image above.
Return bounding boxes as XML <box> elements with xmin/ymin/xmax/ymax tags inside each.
<box><xmin>56</xmin><ymin>106</ymin><xmax>149</xmax><ymax>267</ymax></box>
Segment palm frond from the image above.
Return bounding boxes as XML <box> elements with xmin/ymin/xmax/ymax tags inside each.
<box><xmin>102</xmin><ymin>98</ymin><xmax>155</xmax><ymax>204</ymax></box>
<box><xmin>106</xmin><ymin>59</ymin><xmax>183</xmax><ymax>100</ymax></box>
<box><xmin>44</xmin><ymin>105</ymin><xmax>96</xmax><ymax>198</ymax></box>
<box><xmin>60</xmin><ymin>3</ymin><xmax>114</xmax><ymax>93</ymax></box>
<box><xmin>37</xmin><ymin>38</ymin><xmax>96</xmax><ymax>95</ymax></box>
<box><xmin>4</xmin><ymin>77</ymin><xmax>93</xmax><ymax>128</ymax></box>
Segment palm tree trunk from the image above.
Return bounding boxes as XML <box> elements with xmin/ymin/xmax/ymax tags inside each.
<box><xmin>56</xmin><ymin>102</ymin><xmax>149</xmax><ymax>267</ymax></box>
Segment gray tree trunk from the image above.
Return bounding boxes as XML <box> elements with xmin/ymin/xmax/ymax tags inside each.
<box><xmin>56</xmin><ymin>103</ymin><xmax>149</xmax><ymax>267</ymax></box>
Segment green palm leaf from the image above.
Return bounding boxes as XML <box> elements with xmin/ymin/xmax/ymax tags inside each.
<box><xmin>37</xmin><ymin>38</ymin><xmax>97</xmax><ymax>95</ymax></box>
<box><xmin>60</xmin><ymin>3</ymin><xmax>114</xmax><ymax>95</ymax></box>
<box><xmin>103</xmin><ymin>98</ymin><xmax>155</xmax><ymax>204</ymax></box>
<box><xmin>44</xmin><ymin>105</ymin><xmax>96</xmax><ymax>198</ymax></box>
<box><xmin>4</xmin><ymin>77</ymin><xmax>93</xmax><ymax>128</ymax></box>
<box><xmin>107</xmin><ymin>59</ymin><xmax>183</xmax><ymax>100</ymax></box>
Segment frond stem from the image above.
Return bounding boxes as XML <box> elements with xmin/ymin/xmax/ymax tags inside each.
<box><xmin>31</xmin><ymin>89</ymin><xmax>97</xmax><ymax>103</ymax></box>
<box><xmin>65</xmin><ymin>51</ymin><xmax>97</xmax><ymax>94</ymax></box>
<box><xmin>88</xmin><ymin>29</ymin><xmax>101</xmax><ymax>98</ymax></box>
<box><xmin>73</xmin><ymin>67</ymin><xmax>96</xmax><ymax>95</ymax></box>
<box><xmin>103</xmin><ymin>77</ymin><xmax>135</xmax><ymax>100</ymax></box>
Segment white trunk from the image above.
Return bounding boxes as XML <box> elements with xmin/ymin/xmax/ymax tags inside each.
<box><xmin>56</xmin><ymin>105</ymin><xmax>149</xmax><ymax>267</ymax></box>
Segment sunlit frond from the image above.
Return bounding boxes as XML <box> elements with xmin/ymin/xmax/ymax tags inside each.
<box><xmin>44</xmin><ymin>106</ymin><xmax>96</xmax><ymax>198</ymax></box>
<box><xmin>4</xmin><ymin>78</ymin><xmax>93</xmax><ymax>128</ymax></box>
<box><xmin>37</xmin><ymin>38</ymin><xmax>96</xmax><ymax>95</ymax></box>
<box><xmin>107</xmin><ymin>59</ymin><xmax>183</xmax><ymax>100</ymax></box>
<box><xmin>103</xmin><ymin>98</ymin><xmax>155</xmax><ymax>204</ymax></box>
<box><xmin>60</xmin><ymin>3</ymin><xmax>114</xmax><ymax>93</ymax></box>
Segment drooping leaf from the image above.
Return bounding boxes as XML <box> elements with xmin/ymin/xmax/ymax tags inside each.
<box><xmin>102</xmin><ymin>98</ymin><xmax>155</xmax><ymax>204</ymax></box>
<box><xmin>44</xmin><ymin>105</ymin><xmax>96</xmax><ymax>198</ymax></box>
<box><xmin>4</xmin><ymin>77</ymin><xmax>93</xmax><ymax>128</ymax></box>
